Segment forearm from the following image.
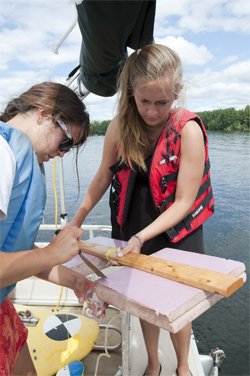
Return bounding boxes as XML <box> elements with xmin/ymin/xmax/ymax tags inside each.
<box><xmin>72</xmin><ymin>119</ymin><xmax>118</xmax><ymax>228</ymax></box>
<box><xmin>139</xmin><ymin>198</ymin><xmax>193</xmax><ymax>243</ymax></box>
<box><xmin>36</xmin><ymin>265</ymin><xmax>95</xmax><ymax>304</ymax></box>
<box><xmin>36</xmin><ymin>265</ymin><xmax>78</xmax><ymax>289</ymax></box>
<box><xmin>0</xmin><ymin>227</ymin><xmax>84</xmax><ymax>289</ymax></box>
<box><xmin>117</xmin><ymin>197</ymin><xmax>195</xmax><ymax>258</ymax></box>
<box><xmin>0</xmin><ymin>247</ymin><xmax>57</xmax><ymax>289</ymax></box>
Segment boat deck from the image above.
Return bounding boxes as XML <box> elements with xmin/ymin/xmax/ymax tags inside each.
<box><xmin>46</xmin><ymin>304</ymin><xmax>201</xmax><ymax>376</ymax></box>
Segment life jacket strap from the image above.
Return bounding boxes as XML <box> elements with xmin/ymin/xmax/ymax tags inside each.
<box><xmin>109</xmin><ymin>160</ymin><xmax>129</xmax><ymax>174</ymax></box>
<box><xmin>158</xmin><ymin>192</ymin><xmax>175</xmax><ymax>214</ymax></box>
<box><xmin>159</xmin><ymin>170</ymin><xmax>178</xmax><ymax>194</ymax></box>
<box><xmin>112</xmin><ymin>178</ymin><xmax>121</xmax><ymax>192</ymax></box>
<box><xmin>166</xmin><ymin>188</ymin><xmax>214</xmax><ymax>240</ymax></box>
<box><xmin>202</xmin><ymin>158</ymin><xmax>210</xmax><ymax>177</ymax></box>
<box><xmin>110</xmin><ymin>174</ymin><xmax>122</xmax><ymax>216</ymax></box>
<box><xmin>158</xmin><ymin>159</ymin><xmax>211</xmax><ymax>213</ymax></box>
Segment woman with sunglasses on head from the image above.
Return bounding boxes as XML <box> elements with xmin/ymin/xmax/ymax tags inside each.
<box><xmin>0</xmin><ymin>82</ymin><xmax>96</xmax><ymax>376</ymax></box>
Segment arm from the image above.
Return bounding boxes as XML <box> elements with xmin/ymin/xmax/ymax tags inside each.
<box><xmin>36</xmin><ymin>265</ymin><xmax>94</xmax><ymax>304</ymax></box>
<box><xmin>36</xmin><ymin>253</ymin><xmax>107</xmax><ymax>316</ymax></box>
<box><xmin>118</xmin><ymin>120</ymin><xmax>205</xmax><ymax>256</ymax></box>
<box><xmin>0</xmin><ymin>226</ymin><xmax>83</xmax><ymax>288</ymax></box>
<box><xmin>71</xmin><ymin>117</ymin><xmax>119</xmax><ymax>227</ymax></box>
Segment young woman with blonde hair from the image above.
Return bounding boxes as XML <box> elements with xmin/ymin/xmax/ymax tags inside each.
<box><xmin>71</xmin><ymin>45</ymin><xmax>214</xmax><ymax>376</ymax></box>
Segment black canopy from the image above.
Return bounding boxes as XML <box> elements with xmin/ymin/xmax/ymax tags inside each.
<box><xmin>76</xmin><ymin>0</ymin><xmax>156</xmax><ymax>97</ymax></box>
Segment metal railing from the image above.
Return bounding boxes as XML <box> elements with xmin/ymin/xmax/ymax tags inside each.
<box><xmin>37</xmin><ymin>224</ymin><xmax>112</xmax><ymax>247</ymax></box>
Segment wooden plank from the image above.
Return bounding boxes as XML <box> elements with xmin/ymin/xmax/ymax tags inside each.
<box><xmin>80</xmin><ymin>240</ymin><xmax>244</xmax><ymax>297</ymax></box>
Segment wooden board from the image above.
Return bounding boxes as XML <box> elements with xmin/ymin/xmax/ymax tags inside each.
<box><xmin>80</xmin><ymin>240</ymin><xmax>244</xmax><ymax>297</ymax></box>
<box><xmin>14</xmin><ymin>305</ymin><xmax>99</xmax><ymax>376</ymax></box>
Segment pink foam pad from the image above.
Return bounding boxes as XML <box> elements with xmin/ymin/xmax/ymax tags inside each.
<box><xmin>89</xmin><ymin>237</ymin><xmax>246</xmax><ymax>332</ymax></box>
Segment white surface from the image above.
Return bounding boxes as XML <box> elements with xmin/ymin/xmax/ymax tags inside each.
<box><xmin>0</xmin><ymin>135</ymin><xmax>16</xmax><ymax>220</ymax></box>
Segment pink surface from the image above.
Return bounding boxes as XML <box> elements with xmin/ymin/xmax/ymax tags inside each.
<box><xmin>91</xmin><ymin>237</ymin><xmax>245</xmax><ymax>322</ymax></box>
<box><xmin>65</xmin><ymin>236</ymin><xmax>246</xmax><ymax>332</ymax></box>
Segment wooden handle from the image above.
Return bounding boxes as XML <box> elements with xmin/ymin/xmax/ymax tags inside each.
<box><xmin>80</xmin><ymin>240</ymin><xmax>243</xmax><ymax>297</ymax></box>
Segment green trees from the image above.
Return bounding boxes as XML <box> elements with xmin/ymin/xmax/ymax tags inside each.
<box><xmin>91</xmin><ymin>120</ymin><xmax>110</xmax><ymax>135</ymax></box>
<box><xmin>91</xmin><ymin>106</ymin><xmax>249</xmax><ymax>134</ymax></box>
<box><xmin>196</xmin><ymin>106</ymin><xmax>249</xmax><ymax>131</ymax></box>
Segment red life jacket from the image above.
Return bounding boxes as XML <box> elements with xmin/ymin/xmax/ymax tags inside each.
<box><xmin>110</xmin><ymin>108</ymin><xmax>214</xmax><ymax>243</ymax></box>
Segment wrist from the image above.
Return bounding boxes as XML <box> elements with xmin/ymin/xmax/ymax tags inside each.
<box><xmin>43</xmin><ymin>243</ymin><xmax>60</xmax><ymax>268</ymax></box>
<box><xmin>71</xmin><ymin>217</ymin><xmax>82</xmax><ymax>228</ymax></box>
<box><xmin>131</xmin><ymin>235</ymin><xmax>143</xmax><ymax>247</ymax></box>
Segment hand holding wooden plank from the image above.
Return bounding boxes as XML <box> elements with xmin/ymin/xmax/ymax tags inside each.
<box><xmin>80</xmin><ymin>240</ymin><xmax>244</xmax><ymax>297</ymax></box>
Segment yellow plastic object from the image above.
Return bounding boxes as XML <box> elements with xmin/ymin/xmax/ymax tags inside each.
<box><xmin>15</xmin><ymin>304</ymin><xmax>99</xmax><ymax>376</ymax></box>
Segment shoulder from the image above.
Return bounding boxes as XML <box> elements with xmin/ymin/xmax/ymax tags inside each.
<box><xmin>181</xmin><ymin>120</ymin><xmax>205</xmax><ymax>147</ymax></box>
<box><xmin>0</xmin><ymin>122</ymin><xmax>33</xmax><ymax>161</ymax></box>
<box><xmin>0</xmin><ymin>135</ymin><xmax>16</xmax><ymax>171</ymax></box>
<box><xmin>180</xmin><ymin>120</ymin><xmax>205</xmax><ymax>162</ymax></box>
<box><xmin>183</xmin><ymin>119</ymin><xmax>204</xmax><ymax>134</ymax></box>
<box><xmin>108</xmin><ymin>116</ymin><xmax>119</xmax><ymax>134</ymax></box>
<box><xmin>105</xmin><ymin>116</ymin><xmax>120</xmax><ymax>146</ymax></box>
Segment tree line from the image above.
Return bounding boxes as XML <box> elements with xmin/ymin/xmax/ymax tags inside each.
<box><xmin>91</xmin><ymin>106</ymin><xmax>250</xmax><ymax>135</ymax></box>
<box><xmin>196</xmin><ymin>105</ymin><xmax>249</xmax><ymax>131</ymax></box>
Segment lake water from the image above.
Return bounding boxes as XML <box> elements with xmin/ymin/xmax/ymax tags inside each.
<box><xmin>37</xmin><ymin>131</ymin><xmax>250</xmax><ymax>376</ymax></box>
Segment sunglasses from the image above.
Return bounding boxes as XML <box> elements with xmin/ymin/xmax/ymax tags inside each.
<box><xmin>55</xmin><ymin>116</ymin><xmax>74</xmax><ymax>153</ymax></box>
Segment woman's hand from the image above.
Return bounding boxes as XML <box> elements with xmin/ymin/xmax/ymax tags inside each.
<box><xmin>46</xmin><ymin>226</ymin><xmax>84</xmax><ymax>265</ymax></box>
<box><xmin>117</xmin><ymin>235</ymin><xmax>142</xmax><ymax>258</ymax></box>
<box><xmin>73</xmin><ymin>275</ymin><xmax>95</xmax><ymax>304</ymax></box>
<box><xmin>73</xmin><ymin>275</ymin><xmax>108</xmax><ymax>318</ymax></box>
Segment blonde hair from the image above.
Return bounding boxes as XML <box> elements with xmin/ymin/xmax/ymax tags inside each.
<box><xmin>117</xmin><ymin>44</ymin><xmax>183</xmax><ymax>171</ymax></box>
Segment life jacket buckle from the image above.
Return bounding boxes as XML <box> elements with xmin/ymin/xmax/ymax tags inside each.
<box><xmin>159</xmin><ymin>176</ymin><xmax>167</xmax><ymax>194</ymax></box>
<box><xmin>112</xmin><ymin>178</ymin><xmax>121</xmax><ymax>192</ymax></box>
<box><xmin>157</xmin><ymin>200</ymin><xmax>167</xmax><ymax>214</ymax></box>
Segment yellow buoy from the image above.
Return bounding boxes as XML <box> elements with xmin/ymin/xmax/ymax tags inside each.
<box><xmin>15</xmin><ymin>304</ymin><xmax>99</xmax><ymax>376</ymax></box>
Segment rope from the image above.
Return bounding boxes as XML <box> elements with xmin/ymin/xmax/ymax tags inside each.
<box><xmin>94</xmin><ymin>311</ymin><xmax>123</xmax><ymax>376</ymax></box>
<box><xmin>49</xmin><ymin>4</ymin><xmax>79</xmax><ymax>55</ymax></box>
<box><xmin>53</xmin><ymin>156</ymin><xmax>121</xmax><ymax>375</ymax></box>
<box><xmin>53</xmin><ymin>158</ymin><xmax>58</xmax><ymax>231</ymax></box>
<box><xmin>53</xmin><ymin>157</ymin><xmax>84</xmax><ymax>375</ymax></box>
<box><xmin>105</xmin><ymin>248</ymin><xmax>117</xmax><ymax>261</ymax></box>
<box><xmin>53</xmin><ymin>157</ymin><xmax>63</xmax><ymax>311</ymax></box>
<box><xmin>65</xmin><ymin>305</ymin><xmax>84</xmax><ymax>375</ymax></box>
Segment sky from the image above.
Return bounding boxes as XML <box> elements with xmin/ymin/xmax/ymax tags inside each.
<box><xmin>0</xmin><ymin>0</ymin><xmax>249</xmax><ymax>122</ymax></box>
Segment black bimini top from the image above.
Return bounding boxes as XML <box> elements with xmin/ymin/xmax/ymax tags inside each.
<box><xmin>76</xmin><ymin>0</ymin><xmax>156</xmax><ymax>97</ymax></box>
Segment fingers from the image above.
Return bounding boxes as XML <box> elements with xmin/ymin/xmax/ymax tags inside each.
<box><xmin>74</xmin><ymin>277</ymin><xmax>109</xmax><ymax>318</ymax></box>
<box><xmin>100</xmin><ymin>303</ymin><xmax>109</xmax><ymax>318</ymax></box>
<box><xmin>64</xmin><ymin>226</ymin><xmax>83</xmax><ymax>240</ymax></box>
<box><xmin>74</xmin><ymin>278</ymin><xmax>95</xmax><ymax>303</ymax></box>
<box><xmin>49</xmin><ymin>226</ymin><xmax>85</xmax><ymax>265</ymax></box>
<box><xmin>61</xmin><ymin>226</ymin><xmax>84</xmax><ymax>249</ymax></box>
<box><xmin>107</xmin><ymin>260</ymin><xmax>122</xmax><ymax>267</ymax></box>
<box><xmin>117</xmin><ymin>246</ymin><xmax>132</xmax><ymax>257</ymax></box>
<box><xmin>117</xmin><ymin>237</ymin><xmax>141</xmax><ymax>257</ymax></box>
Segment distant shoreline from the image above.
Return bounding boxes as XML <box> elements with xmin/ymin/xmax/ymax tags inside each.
<box><xmin>91</xmin><ymin>106</ymin><xmax>250</xmax><ymax>135</ymax></box>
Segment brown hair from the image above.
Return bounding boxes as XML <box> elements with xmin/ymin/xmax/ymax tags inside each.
<box><xmin>117</xmin><ymin>44</ymin><xmax>184</xmax><ymax>171</ymax></box>
<box><xmin>0</xmin><ymin>81</ymin><xmax>91</xmax><ymax>195</ymax></box>
<box><xmin>0</xmin><ymin>81</ymin><xmax>90</xmax><ymax>146</ymax></box>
